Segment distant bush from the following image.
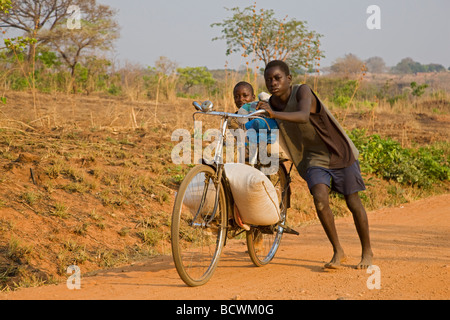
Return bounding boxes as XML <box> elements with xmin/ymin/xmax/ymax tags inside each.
<box><xmin>392</xmin><ymin>58</ymin><xmax>446</xmax><ymax>74</ymax></box>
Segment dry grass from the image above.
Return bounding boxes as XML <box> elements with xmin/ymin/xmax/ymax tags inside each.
<box><xmin>0</xmin><ymin>73</ymin><xmax>449</xmax><ymax>290</ymax></box>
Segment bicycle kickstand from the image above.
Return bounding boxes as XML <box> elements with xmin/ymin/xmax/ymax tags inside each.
<box><xmin>282</xmin><ymin>225</ymin><xmax>300</xmax><ymax>236</ymax></box>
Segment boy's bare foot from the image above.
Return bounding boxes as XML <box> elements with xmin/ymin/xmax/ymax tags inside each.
<box><xmin>324</xmin><ymin>251</ymin><xmax>347</xmax><ymax>269</ymax></box>
<box><xmin>355</xmin><ymin>251</ymin><xmax>373</xmax><ymax>269</ymax></box>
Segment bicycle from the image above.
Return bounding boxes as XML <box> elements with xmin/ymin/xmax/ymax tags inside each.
<box><xmin>171</xmin><ymin>100</ymin><xmax>299</xmax><ymax>287</ymax></box>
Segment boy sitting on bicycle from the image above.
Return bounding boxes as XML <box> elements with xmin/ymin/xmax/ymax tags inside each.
<box><xmin>232</xmin><ymin>81</ymin><xmax>291</xmax><ymax>163</ymax></box>
<box><xmin>233</xmin><ymin>81</ymin><xmax>275</xmax><ymax>132</ymax></box>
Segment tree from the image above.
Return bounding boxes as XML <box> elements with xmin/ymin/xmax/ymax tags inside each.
<box><xmin>391</xmin><ymin>58</ymin><xmax>445</xmax><ymax>74</ymax></box>
<box><xmin>425</xmin><ymin>63</ymin><xmax>445</xmax><ymax>73</ymax></box>
<box><xmin>0</xmin><ymin>0</ymin><xmax>11</xmax><ymax>14</ymax></box>
<box><xmin>330</xmin><ymin>53</ymin><xmax>364</xmax><ymax>75</ymax></box>
<box><xmin>39</xmin><ymin>0</ymin><xmax>119</xmax><ymax>92</ymax></box>
<box><xmin>154</xmin><ymin>56</ymin><xmax>178</xmax><ymax>100</ymax></box>
<box><xmin>392</xmin><ymin>57</ymin><xmax>422</xmax><ymax>74</ymax></box>
<box><xmin>365</xmin><ymin>56</ymin><xmax>386</xmax><ymax>73</ymax></box>
<box><xmin>155</xmin><ymin>56</ymin><xmax>178</xmax><ymax>76</ymax></box>
<box><xmin>0</xmin><ymin>0</ymin><xmax>11</xmax><ymax>104</ymax></box>
<box><xmin>176</xmin><ymin>66</ymin><xmax>215</xmax><ymax>92</ymax></box>
<box><xmin>0</xmin><ymin>0</ymin><xmax>75</xmax><ymax>62</ymax></box>
<box><xmin>211</xmin><ymin>5</ymin><xmax>323</xmax><ymax>72</ymax></box>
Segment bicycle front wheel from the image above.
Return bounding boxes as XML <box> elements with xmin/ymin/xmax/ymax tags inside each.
<box><xmin>246</xmin><ymin>163</ymin><xmax>288</xmax><ymax>266</ymax></box>
<box><xmin>171</xmin><ymin>164</ymin><xmax>227</xmax><ymax>286</ymax></box>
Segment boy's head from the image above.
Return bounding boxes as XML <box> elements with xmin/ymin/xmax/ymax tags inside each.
<box><xmin>233</xmin><ymin>81</ymin><xmax>255</xmax><ymax>109</ymax></box>
<box><xmin>264</xmin><ymin>60</ymin><xmax>292</xmax><ymax>97</ymax></box>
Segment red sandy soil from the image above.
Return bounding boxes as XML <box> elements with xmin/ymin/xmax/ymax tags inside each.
<box><xmin>1</xmin><ymin>193</ymin><xmax>448</xmax><ymax>300</ymax></box>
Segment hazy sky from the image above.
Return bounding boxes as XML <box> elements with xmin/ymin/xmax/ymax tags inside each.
<box><xmin>100</xmin><ymin>0</ymin><xmax>450</xmax><ymax>70</ymax></box>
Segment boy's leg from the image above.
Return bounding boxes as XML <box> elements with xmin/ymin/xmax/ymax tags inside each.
<box><xmin>310</xmin><ymin>183</ymin><xmax>346</xmax><ymax>268</ymax></box>
<box><xmin>344</xmin><ymin>192</ymin><xmax>373</xmax><ymax>269</ymax></box>
<box><xmin>328</xmin><ymin>161</ymin><xmax>372</xmax><ymax>268</ymax></box>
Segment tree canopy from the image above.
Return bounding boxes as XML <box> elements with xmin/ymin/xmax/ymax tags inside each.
<box><xmin>393</xmin><ymin>58</ymin><xmax>446</xmax><ymax>74</ymax></box>
<box><xmin>211</xmin><ymin>5</ymin><xmax>324</xmax><ymax>73</ymax></box>
<box><xmin>330</xmin><ymin>53</ymin><xmax>365</xmax><ymax>75</ymax></box>
<box><xmin>176</xmin><ymin>66</ymin><xmax>215</xmax><ymax>91</ymax></box>
<box><xmin>39</xmin><ymin>0</ymin><xmax>119</xmax><ymax>78</ymax></box>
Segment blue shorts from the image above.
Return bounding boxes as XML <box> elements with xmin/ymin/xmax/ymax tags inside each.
<box><xmin>306</xmin><ymin>161</ymin><xmax>366</xmax><ymax>195</ymax></box>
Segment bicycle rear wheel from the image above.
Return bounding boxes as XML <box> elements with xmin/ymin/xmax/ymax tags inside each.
<box><xmin>246</xmin><ymin>163</ymin><xmax>288</xmax><ymax>266</ymax></box>
<box><xmin>171</xmin><ymin>164</ymin><xmax>227</xmax><ymax>286</ymax></box>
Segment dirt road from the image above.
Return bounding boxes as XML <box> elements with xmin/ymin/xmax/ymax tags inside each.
<box><xmin>1</xmin><ymin>194</ymin><xmax>449</xmax><ymax>300</ymax></box>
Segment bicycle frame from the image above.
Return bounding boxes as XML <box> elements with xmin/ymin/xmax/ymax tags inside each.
<box><xmin>192</xmin><ymin>110</ymin><xmax>271</xmax><ymax>164</ymax></box>
<box><xmin>191</xmin><ymin>109</ymin><xmax>270</xmax><ymax>227</ymax></box>
<box><xmin>171</xmin><ymin>103</ymin><xmax>299</xmax><ymax>286</ymax></box>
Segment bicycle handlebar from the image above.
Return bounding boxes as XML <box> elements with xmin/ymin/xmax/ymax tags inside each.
<box><xmin>192</xmin><ymin>100</ymin><xmax>273</xmax><ymax>129</ymax></box>
<box><xmin>193</xmin><ymin>109</ymin><xmax>267</xmax><ymax>119</ymax></box>
<box><xmin>192</xmin><ymin>100</ymin><xmax>269</xmax><ymax>118</ymax></box>
<box><xmin>192</xmin><ymin>109</ymin><xmax>272</xmax><ymax>129</ymax></box>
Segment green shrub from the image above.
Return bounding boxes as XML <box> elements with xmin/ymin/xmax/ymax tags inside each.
<box><xmin>349</xmin><ymin>129</ymin><xmax>450</xmax><ymax>188</ymax></box>
<box><xmin>331</xmin><ymin>80</ymin><xmax>357</xmax><ymax>108</ymax></box>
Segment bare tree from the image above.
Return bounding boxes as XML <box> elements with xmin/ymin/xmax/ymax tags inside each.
<box><xmin>365</xmin><ymin>56</ymin><xmax>387</xmax><ymax>74</ymax></box>
<box><xmin>330</xmin><ymin>53</ymin><xmax>365</xmax><ymax>76</ymax></box>
<box><xmin>154</xmin><ymin>56</ymin><xmax>178</xmax><ymax>76</ymax></box>
<box><xmin>153</xmin><ymin>56</ymin><xmax>178</xmax><ymax>100</ymax></box>
<box><xmin>0</xmin><ymin>0</ymin><xmax>75</xmax><ymax>61</ymax></box>
<box><xmin>39</xmin><ymin>0</ymin><xmax>119</xmax><ymax>92</ymax></box>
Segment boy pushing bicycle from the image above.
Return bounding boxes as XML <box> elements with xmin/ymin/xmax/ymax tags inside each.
<box><xmin>257</xmin><ymin>60</ymin><xmax>373</xmax><ymax>270</ymax></box>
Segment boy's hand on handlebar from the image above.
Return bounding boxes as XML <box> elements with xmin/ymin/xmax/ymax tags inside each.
<box><xmin>257</xmin><ymin>101</ymin><xmax>274</xmax><ymax>118</ymax></box>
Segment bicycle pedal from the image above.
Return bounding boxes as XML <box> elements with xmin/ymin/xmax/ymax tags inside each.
<box><xmin>283</xmin><ymin>226</ymin><xmax>299</xmax><ymax>235</ymax></box>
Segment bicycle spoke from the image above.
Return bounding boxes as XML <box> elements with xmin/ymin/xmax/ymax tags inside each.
<box><xmin>171</xmin><ymin>165</ymin><xmax>227</xmax><ymax>286</ymax></box>
<box><xmin>246</xmin><ymin>163</ymin><xmax>288</xmax><ymax>266</ymax></box>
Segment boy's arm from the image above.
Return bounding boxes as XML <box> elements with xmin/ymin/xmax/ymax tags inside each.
<box><xmin>257</xmin><ymin>85</ymin><xmax>315</xmax><ymax>123</ymax></box>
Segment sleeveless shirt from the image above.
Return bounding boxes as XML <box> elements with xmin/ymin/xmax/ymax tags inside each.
<box><xmin>274</xmin><ymin>84</ymin><xmax>359</xmax><ymax>179</ymax></box>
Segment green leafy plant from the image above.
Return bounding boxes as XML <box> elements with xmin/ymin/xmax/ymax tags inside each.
<box><xmin>211</xmin><ymin>4</ymin><xmax>323</xmax><ymax>71</ymax></box>
<box><xmin>176</xmin><ymin>66</ymin><xmax>216</xmax><ymax>92</ymax></box>
<box><xmin>332</xmin><ymin>80</ymin><xmax>358</xmax><ymax>107</ymax></box>
<box><xmin>410</xmin><ymin>81</ymin><xmax>429</xmax><ymax>97</ymax></box>
<box><xmin>349</xmin><ymin>129</ymin><xmax>449</xmax><ymax>188</ymax></box>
